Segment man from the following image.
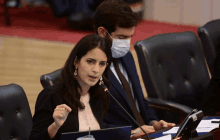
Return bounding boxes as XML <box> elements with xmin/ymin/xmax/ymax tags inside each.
<box><xmin>202</xmin><ymin>53</ymin><xmax>220</xmax><ymax>115</ymax></box>
<box><xmin>93</xmin><ymin>0</ymin><xmax>175</xmax><ymax>138</ymax></box>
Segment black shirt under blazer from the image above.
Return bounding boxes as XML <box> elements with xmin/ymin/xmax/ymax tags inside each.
<box><xmin>29</xmin><ymin>86</ymin><xmax>105</xmax><ymax>140</ymax></box>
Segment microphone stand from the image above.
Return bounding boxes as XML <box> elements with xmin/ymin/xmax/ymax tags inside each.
<box><xmin>101</xmin><ymin>83</ymin><xmax>150</xmax><ymax>140</ymax></box>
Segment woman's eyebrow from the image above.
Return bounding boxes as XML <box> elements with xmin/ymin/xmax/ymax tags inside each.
<box><xmin>87</xmin><ymin>58</ymin><xmax>107</xmax><ymax>63</ymax></box>
<box><xmin>100</xmin><ymin>61</ymin><xmax>107</xmax><ymax>63</ymax></box>
<box><xmin>87</xmin><ymin>58</ymin><xmax>96</xmax><ymax>61</ymax></box>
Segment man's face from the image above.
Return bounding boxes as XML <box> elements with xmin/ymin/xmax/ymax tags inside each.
<box><xmin>109</xmin><ymin>26</ymin><xmax>135</xmax><ymax>40</ymax></box>
<box><xmin>105</xmin><ymin>26</ymin><xmax>135</xmax><ymax>47</ymax></box>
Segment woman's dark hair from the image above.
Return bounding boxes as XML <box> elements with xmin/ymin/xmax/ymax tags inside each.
<box><xmin>58</xmin><ymin>34</ymin><xmax>111</xmax><ymax>115</ymax></box>
<box><xmin>93</xmin><ymin>0</ymin><xmax>141</xmax><ymax>34</ymax></box>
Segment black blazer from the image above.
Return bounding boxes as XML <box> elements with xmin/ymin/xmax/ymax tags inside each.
<box><xmin>104</xmin><ymin>52</ymin><xmax>158</xmax><ymax>129</ymax></box>
<box><xmin>30</xmin><ymin>86</ymin><xmax>105</xmax><ymax>140</ymax></box>
<box><xmin>202</xmin><ymin>54</ymin><xmax>220</xmax><ymax>115</ymax></box>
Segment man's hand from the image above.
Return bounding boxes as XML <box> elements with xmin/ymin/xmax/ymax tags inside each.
<box><xmin>152</xmin><ymin>120</ymin><xmax>176</xmax><ymax>130</ymax></box>
<box><xmin>130</xmin><ymin>125</ymin><xmax>155</xmax><ymax>139</ymax></box>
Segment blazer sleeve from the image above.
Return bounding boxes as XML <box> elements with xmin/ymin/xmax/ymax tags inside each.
<box><xmin>29</xmin><ymin>88</ymin><xmax>59</xmax><ymax>140</ymax></box>
<box><xmin>143</xmin><ymin>98</ymin><xmax>158</xmax><ymax>124</ymax></box>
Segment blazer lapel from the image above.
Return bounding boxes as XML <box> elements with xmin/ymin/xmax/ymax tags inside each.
<box><xmin>89</xmin><ymin>96</ymin><xmax>104</xmax><ymax>129</ymax></box>
<box><xmin>120</xmin><ymin>52</ymin><xmax>136</xmax><ymax>81</ymax></box>
<box><xmin>108</xmin><ymin>63</ymin><xmax>133</xmax><ymax>113</ymax></box>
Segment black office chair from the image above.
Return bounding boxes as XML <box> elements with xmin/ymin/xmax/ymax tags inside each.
<box><xmin>0</xmin><ymin>83</ymin><xmax>32</xmax><ymax>139</ymax></box>
<box><xmin>36</xmin><ymin>69</ymin><xmax>62</xmax><ymax>111</ymax></box>
<box><xmin>134</xmin><ymin>31</ymin><xmax>210</xmax><ymax>122</ymax></box>
<box><xmin>40</xmin><ymin>68</ymin><xmax>62</xmax><ymax>88</ymax></box>
<box><xmin>198</xmin><ymin>19</ymin><xmax>220</xmax><ymax>76</ymax></box>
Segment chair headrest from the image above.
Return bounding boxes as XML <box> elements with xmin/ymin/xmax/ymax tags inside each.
<box><xmin>0</xmin><ymin>83</ymin><xmax>32</xmax><ymax>139</ymax></box>
<box><xmin>40</xmin><ymin>69</ymin><xmax>62</xmax><ymax>88</ymax></box>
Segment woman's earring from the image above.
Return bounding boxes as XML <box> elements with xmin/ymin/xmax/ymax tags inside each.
<box><xmin>74</xmin><ymin>67</ymin><xmax>78</xmax><ymax>79</ymax></box>
<box><xmin>99</xmin><ymin>75</ymin><xmax>104</xmax><ymax>85</ymax></box>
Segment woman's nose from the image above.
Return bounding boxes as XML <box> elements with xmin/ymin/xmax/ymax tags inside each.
<box><xmin>92</xmin><ymin>64</ymin><xmax>99</xmax><ymax>73</ymax></box>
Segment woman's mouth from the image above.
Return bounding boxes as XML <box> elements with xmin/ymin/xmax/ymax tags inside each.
<box><xmin>89</xmin><ymin>76</ymin><xmax>98</xmax><ymax>80</ymax></box>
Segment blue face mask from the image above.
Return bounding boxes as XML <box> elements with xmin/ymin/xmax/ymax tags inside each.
<box><xmin>107</xmin><ymin>32</ymin><xmax>131</xmax><ymax>58</ymax></box>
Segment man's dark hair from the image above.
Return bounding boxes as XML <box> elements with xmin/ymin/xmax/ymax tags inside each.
<box><xmin>93</xmin><ymin>0</ymin><xmax>141</xmax><ymax>34</ymax></box>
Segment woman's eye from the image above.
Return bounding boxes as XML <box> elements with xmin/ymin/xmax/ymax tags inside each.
<box><xmin>87</xmin><ymin>60</ymin><xmax>92</xmax><ymax>64</ymax></box>
<box><xmin>100</xmin><ymin>62</ymin><xmax>106</xmax><ymax>66</ymax></box>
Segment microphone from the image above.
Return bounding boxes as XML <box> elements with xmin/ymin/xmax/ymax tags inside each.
<box><xmin>101</xmin><ymin>83</ymin><xmax>150</xmax><ymax>140</ymax></box>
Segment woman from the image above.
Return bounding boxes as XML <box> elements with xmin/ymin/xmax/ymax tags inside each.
<box><xmin>30</xmin><ymin>34</ymin><xmax>112</xmax><ymax>140</ymax></box>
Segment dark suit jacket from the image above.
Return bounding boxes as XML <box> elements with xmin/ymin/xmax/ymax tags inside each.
<box><xmin>202</xmin><ymin>54</ymin><xmax>220</xmax><ymax>115</ymax></box>
<box><xmin>104</xmin><ymin>52</ymin><xmax>158</xmax><ymax>129</ymax></box>
<box><xmin>30</xmin><ymin>85</ymin><xmax>105</xmax><ymax>140</ymax></box>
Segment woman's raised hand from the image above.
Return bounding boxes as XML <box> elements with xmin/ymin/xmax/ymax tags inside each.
<box><xmin>53</xmin><ymin>104</ymin><xmax>72</xmax><ymax>128</ymax></box>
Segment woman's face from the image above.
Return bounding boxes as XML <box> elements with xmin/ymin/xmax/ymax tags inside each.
<box><xmin>75</xmin><ymin>47</ymin><xmax>108</xmax><ymax>90</ymax></box>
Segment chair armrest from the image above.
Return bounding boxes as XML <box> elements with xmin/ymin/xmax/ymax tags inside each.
<box><xmin>148</xmin><ymin>97</ymin><xmax>193</xmax><ymax>117</ymax></box>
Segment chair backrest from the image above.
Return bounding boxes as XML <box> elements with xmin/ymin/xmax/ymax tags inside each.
<box><xmin>197</xmin><ymin>19</ymin><xmax>220</xmax><ymax>75</ymax></box>
<box><xmin>134</xmin><ymin>31</ymin><xmax>210</xmax><ymax>110</ymax></box>
<box><xmin>0</xmin><ymin>83</ymin><xmax>32</xmax><ymax>140</ymax></box>
<box><xmin>40</xmin><ymin>69</ymin><xmax>62</xmax><ymax>88</ymax></box>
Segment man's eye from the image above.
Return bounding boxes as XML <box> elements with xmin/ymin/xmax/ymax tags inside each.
<box><xmin>118</xmin><ymin>37</ymin><xmax>125</xmax><ymax>39</ymax></box>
